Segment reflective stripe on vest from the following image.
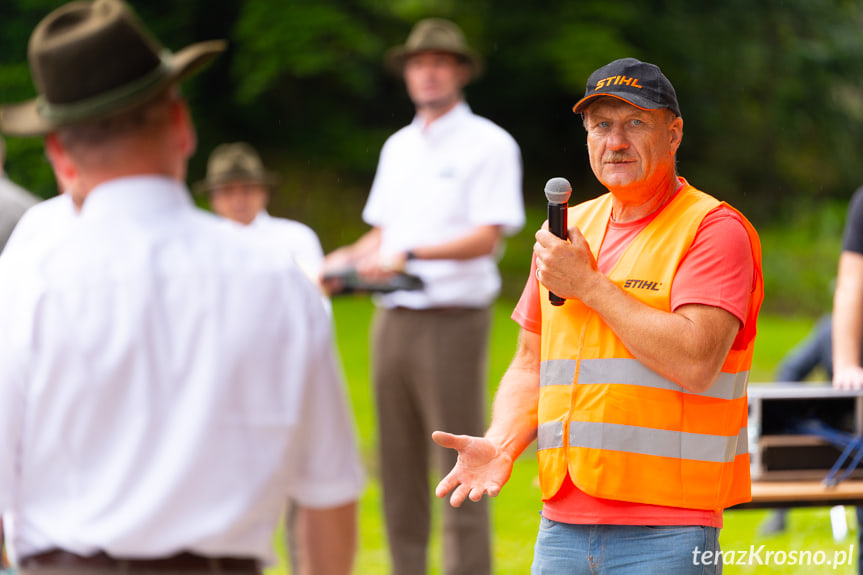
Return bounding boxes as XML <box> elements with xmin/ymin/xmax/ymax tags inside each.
<box><xmin>541</xmin><ymin>357</ymin><xmax>748</xmax><ymax>401</ymax></box>
<box><xmin>537</xmin><ymin>420</ymin><xmax>565</xmax><ymax>452</ymax></box>
<box><xmin>537</xmin><ymin>420</ymin><xmax>748</xmax><ymax>462</ymax></box>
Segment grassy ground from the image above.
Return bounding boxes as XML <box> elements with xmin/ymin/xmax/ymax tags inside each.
<box><xmin>263</xmin><ymin>297</ymin><xmax>859</xmax><ymax>574</ymax></box>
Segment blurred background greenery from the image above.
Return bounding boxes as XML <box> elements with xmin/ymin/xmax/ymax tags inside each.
<box><xmin>2</xmin><ymin>0</ymin><xmax>863</xmax><ymax>314</ymax></box>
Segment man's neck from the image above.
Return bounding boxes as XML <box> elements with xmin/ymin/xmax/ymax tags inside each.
<box><xmin>610</xmin><ymin>175</ymin><xmax>682</xmax><ymax>223</ymax></box>
<box><xmin>416</xmin><ymin>99</ymin><xmax>461</xmax><ymax>130</ymax></box>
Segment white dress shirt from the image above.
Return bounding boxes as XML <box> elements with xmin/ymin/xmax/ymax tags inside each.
<box><xmin>363</xmin><ymin>102</ymin><xmax>525</xmax><ymax>309</ymax></box>
<box><xmin>1</xmin><ymin>192</ymin><xmax>76</xmax><ymax>257</ymax></box>
<box><xmin>248</xmin><ymin>210</ymin><xmax>324</xmax><ymax>280</ymax></box>
<box><xmin>0</xmin><ymin>176</ymin><xmax>364</xmax><ymax>565</ymax></box>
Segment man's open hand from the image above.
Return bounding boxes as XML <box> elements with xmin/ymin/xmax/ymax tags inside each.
<box><xmin>432</xmin><ymin>431</ymin><xmax>514</xmax><ymax>507</ymax></box>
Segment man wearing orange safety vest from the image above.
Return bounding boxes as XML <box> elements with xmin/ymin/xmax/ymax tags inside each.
<box><xmin>434</xmin><ymin>58</ymin><xmax>763</xmax><ymax>574</ymax></box>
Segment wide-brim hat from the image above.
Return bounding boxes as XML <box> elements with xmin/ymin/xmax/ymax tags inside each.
<box><xmin>572</xmin><ymin>57</ymin><xmax>681</xmax><ymax>117</ymax></box>
<box><xmin>193</xmin><ymin>142</ymin><xmax>280</xmax><ymax>195</ymax></box>
<box><xmin>384</xmin><ymin>18</ymin><xmax>484</xmax><ymax>79</ymax></box>
<box><xmin>0</xmin><ymin>0</ymin><xmax>226</xmax><ymax>137</ymax></box>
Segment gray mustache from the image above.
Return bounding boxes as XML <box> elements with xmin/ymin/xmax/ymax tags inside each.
<box><xmin>604</xmin><ymin>152</ymin><xmax>634</xmax><ymax>163</ymax></box>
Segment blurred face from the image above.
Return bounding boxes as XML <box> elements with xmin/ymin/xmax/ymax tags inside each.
<box><xmin>583</xmin><ymin>97</ymin><xmax>682</xmax><ymax>200</ymax></box>
<box><xmin>209</xmin><ymin>180</ymin><xmax>268</xmax><ymax>226</ymax></box>
<box><xmin>403</xmin><ymin>51</ymin><xmax>470</xmax><ymax>113</ymax></box>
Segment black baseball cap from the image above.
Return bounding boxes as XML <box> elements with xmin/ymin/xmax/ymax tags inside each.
<box><xmin>572</xmin><ymin>58</ymin><xmax>680</xmax><ymax>117</ymax></box>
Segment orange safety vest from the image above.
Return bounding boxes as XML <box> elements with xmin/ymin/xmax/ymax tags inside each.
<box><xmin>537</xmin><ymin>183</ymin><xmax>763</xmax><ymax>510</ymax></box>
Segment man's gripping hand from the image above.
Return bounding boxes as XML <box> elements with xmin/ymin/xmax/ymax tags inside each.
<box><xmin>432</xmin><ymin>431</ymin><xmax>514</xmax><ymax>507</ymax></box>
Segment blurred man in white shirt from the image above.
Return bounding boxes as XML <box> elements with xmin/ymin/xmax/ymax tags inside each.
<box><xmin>196</xmin><ymin>142</ymin><xmax>334</xmax><ymax>573</ymax></box>
<box><xmin>0</xmin><ymin>2</ymin><xmax>363</xmax><ymax>575</ymax></box>
<box><xmin>322</xmin><ymin>18</ymin><xmax>524</xmax><ymax>575</ymax></box>
<box><xmin>197</xmin><ymin>142</ymin><xmax>324</xmax><ymax>281</ymax></box>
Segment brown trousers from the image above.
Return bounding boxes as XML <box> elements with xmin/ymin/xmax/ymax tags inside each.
<box><xmin>372</xmin><ymin>306</ymin><xmax>492</xmax><ymax>575</ymax></box>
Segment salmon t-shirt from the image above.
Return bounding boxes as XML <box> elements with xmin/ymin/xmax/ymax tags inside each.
<box><xmin>511</xmin><ymin>197</ymin><xmax>755</xmax><ymax>528</ymax></box>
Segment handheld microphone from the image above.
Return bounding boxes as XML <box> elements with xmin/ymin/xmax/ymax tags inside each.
<box><xmin>544</xmin><ymin>177</ymin><xmax>572</xmax><ymax>306</ymax></box>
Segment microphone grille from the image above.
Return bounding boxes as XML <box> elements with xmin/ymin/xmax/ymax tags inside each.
<box><xmin>544</xmin><ymin>177</ymin><xmax>572</xmax><ymax>204</ymax></box>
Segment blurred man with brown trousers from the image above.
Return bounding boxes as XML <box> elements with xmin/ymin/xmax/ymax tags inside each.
<box><xmin>323</xmin><ymin>17</ymin><xmax>524</xmax><ymax>575</ymax></box>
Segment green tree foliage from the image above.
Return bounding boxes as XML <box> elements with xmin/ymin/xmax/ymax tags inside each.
<box><xmin>3</xmin><ymin>0</ymin><xmax>863</xmax><ymax>227</ymax></box>
<box><xmin>0</xmin><ymin>1</ymin><xmax>67</xmax><ymax>198</ymax></box>
<box><xmin>642</xmin><ymin>0</ymin><xmax>863</xmax><ymax>222</ymax></box>
<box><xmin>222</xmin><ymin>0</ymin><xmax>863</xmax><ymax>222</ymax></box>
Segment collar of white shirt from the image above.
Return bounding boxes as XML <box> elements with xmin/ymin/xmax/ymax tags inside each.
<box><xmin>250</xmin><ymin>210</ymin><xmax>273</xmax><ymax>227</ymax></box>
<box><xmin>409</xmin><ymin>101</ymin><xmax>472</xmax><ymax>139</ymax></box>
<box><xmin>79</xmin><ymin>175</ymin><xmax>192</xmax><ymax>221</ymax></box>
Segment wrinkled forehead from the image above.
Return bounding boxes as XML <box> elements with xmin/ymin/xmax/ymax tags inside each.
<box><xmin>582</xmin><ymin>95</ymin><xmax>654</xmax><ymax>117</ymax></box>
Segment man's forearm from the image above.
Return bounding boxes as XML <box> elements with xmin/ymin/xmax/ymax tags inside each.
<box><xmin>295</xmin><ymin>502</ymin><xmax>357</xmax><ymax>575</ymax></box>
<box><xmin>579</xmin><ymin>273</ymin><xmax>740</xmax><ymax>393</ymax></box>
<box><xmin>833</xmin><ymin>252</ymin><xmax>863</xmax><ymax>371</ymax></box>
<box><xmin>485</xmin><ymin>330</ymin><xmax>540</xmax><ymax>460</ymax></box>
<box><xmin>534</xmin><ymin>227</ymin><xmax>740</xmax><ymax>392</ymax></box>
<box><xmin>410</xmin><ymin>225</ymin><xmax>501</xmax><ymax>261</ymax></box>
<box><xmin>323</xmin><ymin>228</ymin><xmax>382</xmax><ymax>269</ymax></box>
<box><xmin>350</xmin><ymin>228</ymin><xmax>382</xmax><ymax>258</ymax></box>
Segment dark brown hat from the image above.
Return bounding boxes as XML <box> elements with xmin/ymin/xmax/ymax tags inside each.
<box><xmin>385</xmin><ymin>18</ymin><xmax>483</xmax><ymax>79</ymax></box>
<box><xmin>0</xmin><ymin>0</ymin><xmax>226</xmax><ymax>136</ymax></box>
<box><xmin>194</xmin><ymin>142</ymin><xmax>280</xmax><ymax>194</ymax></box>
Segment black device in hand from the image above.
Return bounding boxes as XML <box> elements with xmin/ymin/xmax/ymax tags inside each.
<box><xmin>322</xmin><ymin>267</ymin><xmax>424</xmax><ymax>296</ymax></box>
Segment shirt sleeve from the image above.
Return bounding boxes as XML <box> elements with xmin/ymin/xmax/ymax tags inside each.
<box><xmin>670</xmin><ymin>206</ymin><xmax>755</xmax><ymax>325</ymax></box>
<box><xmin>292</xmin><ymin>225</ymin><xmax>325</xmax><ymax>278</ymax></box>
<box><xmin>465</xmin><ymin>134</ymin><xmax>525</xmax><ymax>237</ymax></box>
<box><xmin>512</xmin><ymin>256</ymin><xmax>542</xmax><ymax>334</ymax></box>
<box><xmin>0</xmin><ymin>260</ymin><xmax>29</xmax><ymax>513</ymax></box>
<box><xmin>842</xmin><ymin>187</ymin><xmax>863</xmax><ymax>255</ymax></box>
<box><xmin>362</xmin><ymin>138</ymin><xmax>395</xmax><ymax>228</ymax></box>
<box><xmin>284</xmin><ymin>278</ymin><xmax>365</xmax><ymax>508</ymax></box>
<box><xmin>0</xmin><ymin>334</ymin><xmax>24</xmax><ymax>514</ymax></box>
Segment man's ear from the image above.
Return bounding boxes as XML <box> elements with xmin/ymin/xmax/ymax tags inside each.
<box><xmin>668</xmin><ymin>115</ymin><xmax>683</xmax><ymax>155</ymax></box>
<box><xmin>44</xmin><ymin>133</ymin><xmax>78</xmax><ymax>195</ymax></box>
<box><xmin>171</xmin><ymin>96</ymin><xmax>197</xmax><ymax>160</ymax></box>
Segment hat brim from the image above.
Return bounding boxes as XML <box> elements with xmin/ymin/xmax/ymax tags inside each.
<box><xmin>572</xmin><ymin>93</ymin><xmax>672</xmax><ymax>115</ymax></box>
<box><xmin>0</xmin><ymin>39</ymin><xmax>226</xmax><ymax>137</ymax></box>
<box><xmin>384</xmin><ymin>46</ymin><xmax>484</xmax><ymax>80</ymax></box>
<box><xmin>192</xmin><ymin>172</ymin><xmax>281</xmax><ymax>196</ymax></box>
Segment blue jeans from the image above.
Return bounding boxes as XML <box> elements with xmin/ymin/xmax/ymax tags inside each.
<box><xmin>531</xmin><ymin>517</ymin><xmax>722</xmax><ymax>574</ymax></box>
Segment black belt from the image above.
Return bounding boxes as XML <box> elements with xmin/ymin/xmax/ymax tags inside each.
<box><xmin>20</xmin><ymin>549</ymin><xmax>259</xmax><ymax>573</ymax></box>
